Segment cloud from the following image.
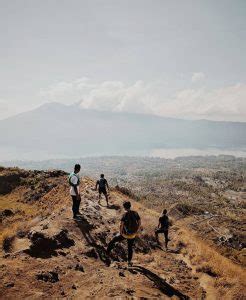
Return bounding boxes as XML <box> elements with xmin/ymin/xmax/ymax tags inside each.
<box><xmin>39</xmin><ymin>78</ymin><xmax>246</xmax><ymax>122</ymax></box>
<box><xmin>159</xmin><ymin>84</ymin><xmax>246</xmax><ymax>121</ymax></box>
<box><xmin>191</xmin><ymin>72</ymin><xmax>205</xmax><ymax>83</ymax></box>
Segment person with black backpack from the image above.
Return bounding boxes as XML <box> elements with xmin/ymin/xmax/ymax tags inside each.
<box><xmin>95</xmin><ymin>174</ymin><xmax>109</xmax><ymax>206</ymax></box>
<box><xmin>68</xmin><ymin>164</ymin><xmax>82</xmax><ymax>219</ymax></box>
<box><xmin>155</xmin><ymin>209</ymin><xmax>170</xmax><ymax>250</ymax></box>
<box><xmin>107</xmin><ymin>201</ymin><xmax>141</xmax><ymax>266</ymax></box>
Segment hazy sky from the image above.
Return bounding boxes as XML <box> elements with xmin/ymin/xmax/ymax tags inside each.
<box><xmin>1</xmin><ymin>0</ymin><xmax>246</xmax><ymax>121</ymax></box>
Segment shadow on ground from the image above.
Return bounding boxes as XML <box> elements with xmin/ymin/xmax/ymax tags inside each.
<box><xmin>107</xmin><ymin>204</ymin><xmax>121</xmax><ymax>210</ymax></box>
<box><xmin>75</xmin><ymin>216</ymin><xmax>111</xmax><ymax>266</ymax></box>
<box><xmin>98</xmin><ymin>203</ymin><xmax>121</xmax><ymax>210</ymax></box>
<box><xmin>130</xmin><ymin>265</ymin><xmax>189</xmax><ymax>300</ymax></box>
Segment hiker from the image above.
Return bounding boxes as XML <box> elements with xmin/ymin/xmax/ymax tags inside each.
<box><xmin>95</xmin><ymin>174</ymin><xmax>109</xmax><ymax>206</ymax></box>
<box><xmin>68</xmin><ymin>164</ymin><xmax>82</xmax><ymax>219</ymax></box>
<box><xmin>155</xmin><ymin>209</ymin><xmax>170</xmax><ymax>249</ymax></box>
<box><xmin>107</xmin><ymin>201</ymin><xmax>141</xmax><ymax>266</ymax></box>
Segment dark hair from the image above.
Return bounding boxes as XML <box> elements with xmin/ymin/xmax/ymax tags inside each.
<box><xmin>123</xmin><ymin>201</ymin><xmax>131</xmax><ymax>210</ymax></box>
<box><xmin>74</xmin><ymin>164</ymin><xmax>81</xmax><ymax>171</ymax></box>
<box><xmin>163</xmin><ymin>209</ymin><xmax>167</xmax><ymax>214</ymax></box>
<box><xmin>100</xmin><ymin>174</ymin><xmax>104</xmax><ymax>178</ymax></box>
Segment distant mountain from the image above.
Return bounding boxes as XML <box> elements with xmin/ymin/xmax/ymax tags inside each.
<box><xmin>0</xmin><ymin>102</ymin><xmax>245</xmax><ymax>160</ymax></box>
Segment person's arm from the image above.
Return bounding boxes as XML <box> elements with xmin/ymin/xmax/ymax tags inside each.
<box><xmin>137</xmin><ymin>218</ymin><xmax>141</xmax><ymax>232</ymax></box>
<box><xmin>120</xmin><ymin>221</ymin><xmax>124</xmax><ymax>235</ymax></box>
<box><xmin>106</xmin><ymin>179</ymin><xmax>109</xmax><ymax>191</ymax></box>
<box><xmin>95</xmin><ymin>181</ymin><xmax>98</xmax><ymax>191</ymax></box>
<box><xmin>74</xmin><ymin>185</ymin><xmax>80</xmax><ymax>199</ymax></box>
<box><xmin>158</xmin><ymin>219</ymin><xmax>161</xmax><ymax>228</ymax></box>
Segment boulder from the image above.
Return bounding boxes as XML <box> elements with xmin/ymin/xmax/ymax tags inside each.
<box><xmin>36</xmin><ymin>271</ymin><xmax>59</xmax><ymax>283</ymax></box>
<box><xmin>25</xmin><ymin>229</ymin><xmax>74</xmax><ymax>258</ymax></box>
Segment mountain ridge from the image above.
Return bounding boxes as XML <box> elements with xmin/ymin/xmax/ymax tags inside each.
<box><xmin>1</xmin><ymin>166</ymin><xmax>245</xmax><ymax>299</ymax></box>
<box><xmin>2</xmin><ymin>102</ymin><xmax>246</xmax><ymax>124</ymax></box>
<box><xmin>0</xmin><ymin>102</ymin><xmax>245</xmax><ymax>161</ymax></box>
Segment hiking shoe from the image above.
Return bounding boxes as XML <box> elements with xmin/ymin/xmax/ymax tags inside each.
<box><xmin>128</xmin><ymin>261</ymin><xmax>133</xmax><ymax>267</ymax></box>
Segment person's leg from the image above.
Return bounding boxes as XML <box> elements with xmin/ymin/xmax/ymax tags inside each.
<box><xmin>107</xmin><ymin>234</ymin><xmax>125</xmax><ymax>254</ymax></box>
<box><xmin>76</xmin><ymin>196</ymin><xmax>81</xmax><ymax>215</ymax></box>
<box><xmin>127</xmin><ymin>238</ymin><xmax>135</xmax><ymax>264</ymax></box>
<box><xmin>72</xmin><ymin>196</ymin><xmax>77</xmax><ymax>217</ymax></box>
<box><xmin>164</xmin><ymin>230</ymin><xmax>169</xmax><ymax>249</ymax></box>
<box><xmin>98</xmin><ymin>190</ymin><xmax>102</xmax><ymax>204</ymax></box>
<box><xmin>155</xmin><ymin>229</ymin><xmax>161</xmax><ymax>244</ymax></box>
<box><xmin>104</xmin><ymin>191</ymin><xmax>109</xmax><ymax>206</ymax></box>
<box><xmin>98</xmin><ymin>189</ymin><xmax>101</xmax><ymax>205</ymax></box>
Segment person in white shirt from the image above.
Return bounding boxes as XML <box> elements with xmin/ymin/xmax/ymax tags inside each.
<box><xmin>68</xmin><ymin>164</ymin><xmax>81</xmax><ymax>219</ymax></box>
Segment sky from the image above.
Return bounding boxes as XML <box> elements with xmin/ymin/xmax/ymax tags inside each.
<box><xmin>0</xmin><ymin>0</ymin><xmax>246</xmax><ymax>121</ymax></box>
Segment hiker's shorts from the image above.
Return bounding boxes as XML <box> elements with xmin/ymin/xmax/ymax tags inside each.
<box><xmin>155</xmin><ymin>228</ymin><xmax>168</xmax><ymax>234</ymax></box>
<box><xmin>155</xmin><ymin>228</ymin><xmax>169</xmax><ymax>242</ymax></box>
<box><xmin>99</xmin><ymin>187</ymin><xmax>107</xmax><ymax>195</ymax></box>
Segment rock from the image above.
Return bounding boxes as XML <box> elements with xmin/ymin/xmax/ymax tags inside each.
<box><xmin>2</xmin><ymin>236</ymin><xmax>14</xmax><ymax>253</ymax></box>
<box><xmin>36</xmin><ymin>271</ymin><xmax>59</xmax><ymax>283</ymax></box>
<box><xmin>0</xmin><ymin>173</ymin><xmax>22</xmax><ymax>195</ymax></box>
<box><xmin>47</xmin><ymin>170</ymin><xmax>67</xmax><ymax>177</ymax></box>
<box><xmin>25</xmin><ymin>229</ymin><xmax>75</xmax><ymax>258</ymax></box>
<box><xmin>5</xmin><ymin>282</ymin><xmax>14</xmax><ymax>288</ymax></box>
<box><xmin>119</xmin><ymin>271</ymin><xmax>125</xmax><ymax>277</ymax></box>
<box><xmin>1</xmin><ymin>209</ymin><xmax>14</xmax><ymax>218</ymax></box>
<box><xmin>128</xmin><ymin>269</ymin><xmax>137</xmax><ymax>275</ymax></box>
<box><xmin>16</xmin><ymin>230</ymin><xmax>26</xmax><ymax>238</ymax></box>
<box><xmin>85</xmin><ymin>248</ymin><xmax>98</xmax><ymax>259</ymax></box>
<box><xmin>126</xmin><ymin>288</ymin><xmax>135</xmax><ymax>295</ymax></box>
<box><xmin>58</xmin><ymin>251</ymin><xmax>67</xmax><ymax>256</ymax></box>
<box><xmin>75</xmin><ymin>264</ymin><xmax>84</xmax><ymax>272</ymax></box>
<box><xmin>95</xmin><ymin>232</ymin><xmax>107</xmax><ymax>244</ymax></box>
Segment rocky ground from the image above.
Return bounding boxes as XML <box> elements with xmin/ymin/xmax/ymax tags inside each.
<box><xmin>0</xmin><ymin>168</ymin><xmax>245</xmax><ymax>299</ymax></box>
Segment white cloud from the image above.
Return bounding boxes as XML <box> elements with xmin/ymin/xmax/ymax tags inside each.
<box><xmin>158</xmin><ymin>84</ymin><xmax>246</xmax><ymax>121</ymax></box>
<box><xmin>39</xmin><ymin>78</ymin><xmax>246</xmax><ymax>122</ymax></box>
<box><xmin>191</xmin><ymin>72</ymin><xmax>205</xmax><ymax>83</ymax></box>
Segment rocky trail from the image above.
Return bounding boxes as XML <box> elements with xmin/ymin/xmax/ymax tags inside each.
<box><xmin>0</xmin><ymin>172</ymin><xmax>245</xmax><ymax>299</ymax></box>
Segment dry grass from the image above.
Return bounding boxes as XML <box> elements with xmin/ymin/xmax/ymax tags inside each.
<box><xmin>0</xmin><ymin>187</ymin><xmax>42</xmax><ymax>251</ymax></box>
<box><xmin>0</xmin><ymin>176</ymin><xmax>72</xmax><ymax>253</ymax></box>
<box><xmin>1</xmin><ymin>227</ymin><xmax>18</xmax><ymax>252</ymax></box>
<box><xmin>176</xmin><ymin>224</ymin><xmax>246</xmax><ymax>298</ymax></box>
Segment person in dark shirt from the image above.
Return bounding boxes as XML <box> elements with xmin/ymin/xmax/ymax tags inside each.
<box><xmin>107</xmin><ymin>201</ymin><xmax>141</xmax><ymax>266</ymax></box>
<box><xmin>155</xmin><ymin>209</ymin><xmax>170</xmax><ymax>249</ymax></box>
<box><xmin>95</xmin><ymin>174</ymin><xmax>109</xmax><ymax>206</ymax></box>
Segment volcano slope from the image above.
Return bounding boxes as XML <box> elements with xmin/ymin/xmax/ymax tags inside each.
<box><xmin>0</xmin><ymin>167</ymin><xmax>245</xmax><ymax>299</ymax></box>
